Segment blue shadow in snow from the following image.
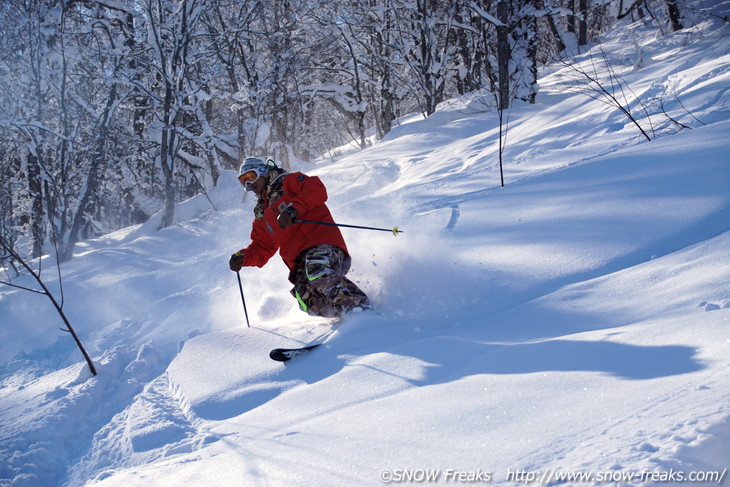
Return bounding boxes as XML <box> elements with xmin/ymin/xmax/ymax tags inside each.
<box><xmin>399</xmin><ymin>335</ymin><xmax>705</xmax><ymax>382</ymax></box>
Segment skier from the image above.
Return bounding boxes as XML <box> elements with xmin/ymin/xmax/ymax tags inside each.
<box><xmin>229</xmin><ymin>157</ymin><xmax>370</xmax><ymax>318</ymax></box>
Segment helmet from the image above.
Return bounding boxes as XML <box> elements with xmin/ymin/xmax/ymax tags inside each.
<box><xmin>239</xmin><ymin>157</ymin><xmax>266</xmax><ymax>176</ymax></box>
<box><xmin>239</xmin><ymin>157</ymin><xmax>278</xmax><ymax>179</ymax></box>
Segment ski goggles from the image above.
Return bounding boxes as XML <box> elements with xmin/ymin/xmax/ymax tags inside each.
<box><xmin>238</xmin><ymin>166</ymin><xmax>269</xmax><ymax>189</ymax></box>
<box><xmin>238</xmin><ymin>170</ymin><xmax>260</xmax><ymax>186</ymax></box>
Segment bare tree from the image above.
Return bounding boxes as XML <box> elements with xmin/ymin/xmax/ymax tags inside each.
<box><xmin>556</xmin><ymin>46</ymin><xmax>653</xmax><ymax>141</ymax></box>
<box><xmin>345</xmin><ymin>0</ymin><xmax>400</xmax><ymax>139</ymax></box>
<box><xmin>137</xmin><ymin>0</ymin><xmax>207</xmax><ymax>228</ymax></box>
<box><xmin>1</xmin><ymin>235</ymin><xmax>97</xmax><ymax>376</ymax></box>
<box><xmin>391</xmin><ymin>0</ymin><xmax>453</xmax><ymax>116</ymax></box>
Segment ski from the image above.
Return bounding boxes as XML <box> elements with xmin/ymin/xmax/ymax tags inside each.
<box><xmin>269</xmin><ymin>344</ymin><xmax>322</xmax><ymax>362</ymax></box>
<box><xmin>269</xmin><ymin>322</ymin><xmax>341</xmax><ymax>362</ymax></box>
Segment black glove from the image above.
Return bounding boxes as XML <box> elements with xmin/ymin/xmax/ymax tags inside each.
<box><xmin>229</xmin><ymin>251</ymin><xmax>245</xmax><ymax>271</ymax></box>
<box><xmin>277</xmin><ymin>206</ymin><xmax>298</xmax><ymax>229</ymax></box>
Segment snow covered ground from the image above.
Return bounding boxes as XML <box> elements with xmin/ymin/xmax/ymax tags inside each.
<box><xmin>1</xmin><ymin>19</ymin><xmax>729</xmax><ymax>487</ymax></box>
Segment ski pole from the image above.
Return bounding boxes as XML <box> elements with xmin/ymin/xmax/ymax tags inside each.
<box><xmin>293</xmin><ymin>218</ymin><xmax>403</xmax><ymax>236</ymax></box>
<box><xmin>236</xmin><ymin>271</ymin><xmax>250</xmax><ymax>327</ymax></box>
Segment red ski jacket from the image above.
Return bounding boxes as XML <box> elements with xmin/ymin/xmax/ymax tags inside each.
<box><xmin>241</xmin><ymin>172</ymin><xmax>348</xmax><ymax>275</ymax></box>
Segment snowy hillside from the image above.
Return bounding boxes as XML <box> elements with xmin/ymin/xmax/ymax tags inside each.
<box><xmin>1</xmin><ymin>19</ymin><xmax>729</xmax><ymax>487</ymax></box>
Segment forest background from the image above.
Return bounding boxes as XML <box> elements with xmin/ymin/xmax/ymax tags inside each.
<box><xmin>0</xmin><ymin>0</ymin><xmax>708</xmax><ymax>264</ymax></box>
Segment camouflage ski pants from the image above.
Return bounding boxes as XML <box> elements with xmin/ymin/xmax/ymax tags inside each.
<box><xmin>289</xmin><ymin>244</ymin><xmax>370</xmax><ymax>318</ymax></box>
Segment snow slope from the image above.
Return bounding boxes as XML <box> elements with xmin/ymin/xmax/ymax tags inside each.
<box><xmin>1</xmin><ymin>19</ymin><xmax>729</xmax><ymax>487</ymax></box>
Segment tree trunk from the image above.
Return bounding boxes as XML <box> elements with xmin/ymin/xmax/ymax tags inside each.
<box><xmin>62</xmin><ymin>85</ymin><xmax>118</xmax><ymax>261</ymax></box>
<box><xmin>160</xmin><ymin>85</ymin><xmax>177</xmax><ymax>229</ymax></box>
<box><xmin>567</xmin><ymin>0</ymin><xmax>576</xmax><ymax>33</ymax></box>
<box><xmin>665</xmin><ymin>0</ymin><xmax>683</xmax><ymax>31</ymax></box>
<box><xmin>578</xmin><ymin>0</ymin><xmax>588</xmax><ymax>46</ymax></box>
<box><xmin>496</xmin><ymin>1</ymin><xmax>510</xmax><ymax>110</ymax></box>
<box><xmin>27</xmin><ymin>149</ymin><xmax>44</xmax><ymax>258</ymax></box>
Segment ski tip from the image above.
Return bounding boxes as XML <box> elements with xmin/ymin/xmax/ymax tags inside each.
<box><xmin>269</xmin><ymin>349</ymin><xmax>291</xmax><ymax>362</ymax></box>
<box><xmin>269</xmin><ymin>344</ymin><xmax>321</xmax><ymax>362</ymax></box>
